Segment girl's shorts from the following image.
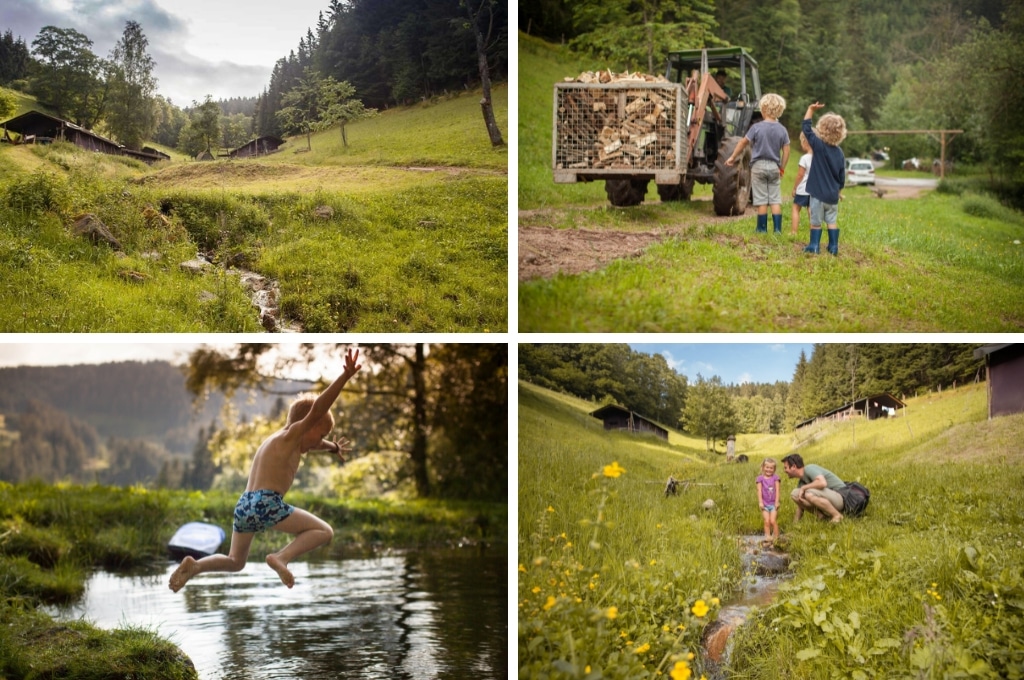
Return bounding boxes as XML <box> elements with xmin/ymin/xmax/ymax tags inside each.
<box><xmin>793</xmin><ymin>194</ymin><xmax>810</xmax><ymax>207</ymax></box>
<box><xmin>762</xmin><ymin>504</ymin><xmax>776</xmax><ymax>512</ymax></box>
<box><xmin>233</xmin><ymin>489</ymin><xmax>294</xmax><ymax>533</ymax></box>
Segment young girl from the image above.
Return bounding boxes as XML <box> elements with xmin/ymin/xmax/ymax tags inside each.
<box><xmin>791</xmin><ymin>132</ymin><xmax>813</xmax><ymax>234</ymax></box>
<box><xmin>755</xmin><ymin>458</ymin><xmax>781</xmax><ymax>543</ymax></box>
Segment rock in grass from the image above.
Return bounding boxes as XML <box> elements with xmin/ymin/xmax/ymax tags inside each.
<box><xmin>71</xmin><ymin>213</ymin><xmax>122</xmax><ymax>251</ymax></box>
<box><xmin>703</xmin><ymin>499</ymin><xmax>716</xmax><ymax>511</ymax></box>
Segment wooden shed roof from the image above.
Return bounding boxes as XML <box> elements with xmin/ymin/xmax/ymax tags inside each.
<box><xmin>589</xmin><ymin>404</ymin><xmax>671</xmax><ymax>432</ymax></box>
<box><xmin>1</xmin><ymin>110</ymin><xmax>120</xmax><ymax>150</ymax></box>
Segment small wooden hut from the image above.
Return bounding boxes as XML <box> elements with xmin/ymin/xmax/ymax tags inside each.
<box><xmin>1</xmin><ymin>110</ymin><xmax>121</xmax><ymax>155</ymax></box>
<box><xmin>230</xmin><ymin>136</ymin><xmax>284</xmax><ymax>158</ymax></box>
<box><xmin>974</xmin><ymin>344</ymin><xmax>1024</xmax><ymax>419</ymax></box>
<box><xmin>589</xmin><ymin>404</ymin><xmax>669</xmax><ymax>440</ymax></box>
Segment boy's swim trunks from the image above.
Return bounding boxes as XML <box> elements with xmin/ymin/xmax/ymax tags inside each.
<box><xmin>233</xmin><ymin>489</ymin><xmax>294</xmax><ymax>533</ymax></box>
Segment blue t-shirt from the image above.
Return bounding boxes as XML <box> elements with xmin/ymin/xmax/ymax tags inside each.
<box><xmin>802</xmin><ymin>118</ymin><xmax>846</xmax><ymax>204</ymax></box>
<box><xmin>745</xmin><ymin>120</ymin><xmax>790</xmax><ymax>166</ymax></box>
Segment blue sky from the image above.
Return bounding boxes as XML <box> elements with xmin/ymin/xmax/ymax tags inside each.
<box><xmin>629</xmin><ymin>343</ymin><xmax>815</xmax><ymax>385</ymax></box>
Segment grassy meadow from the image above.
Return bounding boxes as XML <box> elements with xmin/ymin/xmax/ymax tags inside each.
<box><xmin>0</xmin><ymin>85</ymin><xmax>507</xmax><ymax>332</ymax></box>
<box><xmin>518</xmin><ymin>380</ymin><xmax>1024</xmax><ymax>679</ymax></box>
<box><xmin>0</xmin><ymin>481</ymin><xmax>505</xmax><ymax>677</ymax></box>
<box><xmin>517</xmin><ymin>33</ymin><xmax>1024</xmax><ymax>331</ymax></box>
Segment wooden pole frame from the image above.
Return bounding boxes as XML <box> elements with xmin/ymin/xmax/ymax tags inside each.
<box><xmin>845</xmin><ymin>130</ymin><xmax>964</xmax><ymax>179</ymax></box>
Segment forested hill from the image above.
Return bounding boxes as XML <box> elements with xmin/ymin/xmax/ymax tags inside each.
<box><xmin>519</xmin><ymin>0</ymin><xmax>1023</xmax><ymax>172</ymax></box>
<box><xmin>0</xmin><ymin>362</ymin><xmax>298</xmax><ymax>453</ymax></box>
<box><xmin>252</xmin><ymin>0</ymin><xmax>509</xmax><ymax>137</ymax></box>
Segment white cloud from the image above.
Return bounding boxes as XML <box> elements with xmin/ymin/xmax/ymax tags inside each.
<box><xmin>659</xmin><ymin>350</ymin><xmax>686</xmax><ymax>373</ymax></box>
<box><xmin>737</xmin><ymin>372</ymin><xmax>753</xmax><ymax>384</ymax></box>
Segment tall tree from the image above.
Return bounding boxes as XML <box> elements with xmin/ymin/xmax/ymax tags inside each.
<box><xmin>465</xmin><ymin>0</ymin><xmax>506</xmax><ymax>146</ymax></box>
<box><xmin>29</xmin><ymin>26</ymin><xmax>105</xmax><ymax>126</ymax></box>
<box><xmin>681</xmin><ymin>374</ymin><xmax>737</xmax><ymax>452</ymax></box>
<box><xmin>106</xmin><ymin>20</ymin><xmax>157</xmax><ymax>150</ymax></box>
<box><xmin>178</xmin><ymin>96</ymin><xmax>221</xmax><ymax>156</ymax></box>
<box><xmin>0</xmin><ymin>30</ymin><xmax>31</xmax><ymax>85</ymax></box>
<box><xmin>276</xmin><ymin>68</ymin><xmax>375</xmax><ymax>150</ymax></box>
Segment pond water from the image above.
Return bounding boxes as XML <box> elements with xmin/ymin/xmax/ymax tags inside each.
<box><xmin>45</xmin><ymin>549</ymin><xmax>507</xmax><ymax>680</ymax></box>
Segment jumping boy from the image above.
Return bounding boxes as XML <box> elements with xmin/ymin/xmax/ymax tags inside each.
<box><xmin>169</xmin><ymin>348</ymin><xmax>362</xmax><ymax>592</ymax></box>
<box><xmin>725</xmin><ymin>93</ymin><xmax>790</xmax><ymax>234</ymax></box>
<box><xmin>801</xmin><ymin>102</ymin><xmax>847</xmax><ymax>255</ymax></box>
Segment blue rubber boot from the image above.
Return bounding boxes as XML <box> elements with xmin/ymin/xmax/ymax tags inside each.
<box><xmin>826</xmin><ymin>228</ymin><xmax>840</xmax><ymax>256</ymax></box>
<box><xmin>756</xmin><ymin>213</ymin><xmax>768</xmax><ymax>233</ymax></box>
<box><xmin>804</xmin><ymin>228</ymin><xmax>822</xmax><ymax>254</ymax></box>
<box><xmin>772</xmin><ymin>213</ymin><xmax>782</xmax><ymax>233</ymax></box>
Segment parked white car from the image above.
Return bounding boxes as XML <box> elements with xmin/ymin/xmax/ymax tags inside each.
<box><xmin>846</xmin><ymin>158</ymin><xmax>876</xmax><ymax>186</ymax></box>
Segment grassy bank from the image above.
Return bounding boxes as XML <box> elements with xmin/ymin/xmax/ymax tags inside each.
<box><xmin>0</xmin><ymin>482</ymin><xmax>506</xmax><ymax>678</ymax></box>
<box><xmin>517</xmin><ymin>33</ymin><xmax>1024</xmax><ymax>331</ymax></box>
<box><xmin>0</xmin><ymin>86</ymin><xmax>507</xmax><ymax>332</ymax></box>
<box><xmin>517</xmin><ymin>380</ymin><xmax>1024</xmax><ymax>679</ymax></box>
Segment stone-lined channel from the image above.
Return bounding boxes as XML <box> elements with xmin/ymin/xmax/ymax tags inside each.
<box><xmin>702</xmin><ymin>536</ymin><xmax>793</xmax><ymax>678</ymax></box>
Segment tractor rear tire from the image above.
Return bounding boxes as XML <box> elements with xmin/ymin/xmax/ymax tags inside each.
<box><xmin>605</xmin><ymin>178</ymin><xmax>650</xmax><ymax>207</ymax></box>
<box><xmin>657</xmin><ymin>177</ymin><xmax>695</xmax><ymax>202</ymax></box>
<box><xmin>713</xmin><ymin>137</ymin><xmax>751</xmax><ymax>216</ymax></box>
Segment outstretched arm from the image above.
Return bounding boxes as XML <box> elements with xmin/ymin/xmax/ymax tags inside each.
<box><xmin>292</xmin><ymin>348</ymin><xmax>362</xmax><ymax>437</ymax></box>
<box><xmin>725</xmin><ymin>137</ymin><xmax>750</xmax><ymax>166</ymax></box>
<box><xmin>311</xmin><ymin>436</ymin><xmax>354</xmax><ymax>462</ymax></box>
<box><xmin>804</xmin><ymin>101</ymin><xmax>825</xmax><ymax>120</ymax></box>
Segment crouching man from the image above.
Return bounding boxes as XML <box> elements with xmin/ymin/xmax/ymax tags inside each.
<box><xmin>781</xmin><ymin>453</ymin><xmax>845</xmax><ymax>523</ymax></box>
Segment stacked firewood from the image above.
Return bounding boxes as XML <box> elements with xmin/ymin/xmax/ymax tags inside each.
<box><xmin>555</xmin><ymin>70</ymin><xmax>679</xmax><ymax>171</ymax></box>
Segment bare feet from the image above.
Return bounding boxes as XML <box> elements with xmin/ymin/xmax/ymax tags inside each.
<box><xmin>830</xmin><ymin>515</ymin><xmax>843</xmax><ymax>523</ymax></box>
<box><xmin>266</xmin><ymin>554</ymin><xmax>294</xmax><ymax>588</ymax></box>
<box><xmin>169</xmin><ymin>556</ymin><xmax>200</xmax><ymax>592</ymax></box>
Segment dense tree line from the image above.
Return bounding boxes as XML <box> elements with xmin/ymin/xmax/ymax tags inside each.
<box><xmin>519</xmin><ymin>344</ymin><xmax>688</xmax><ymax>428</ymax></box>
<box><xmin>786</xmin><ymin>344</ymin><xmax>984</xmax><ymax>426</ymax></box>
<box><xmin>253</xmin><ymin>0</ymin><xmax>508</xmax><ymax>137</ymax></box>
<box><xmin>520</xmin><ymin>0</ymin><xmax>1023</xmax><ymax>175</ymax></box>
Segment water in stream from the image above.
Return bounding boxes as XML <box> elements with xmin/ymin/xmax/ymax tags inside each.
<box><xmin>45</xmin><ymin>549</ymin><xmax>506</xmax><ymax>680</ymax></box>
<box><xmin>703</xmin><ymin>536</ymin><xmax>792</xmax><ymax>679</ymax></box>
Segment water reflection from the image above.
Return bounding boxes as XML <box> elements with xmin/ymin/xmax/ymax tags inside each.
<box><xmin>46</xmin><ymin>550</ymin><xmax>506</xmax><ymax>680</ymax></box>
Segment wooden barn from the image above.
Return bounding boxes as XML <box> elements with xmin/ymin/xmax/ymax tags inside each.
<box><xmin>589</xmin><ymin>404</ymin><xmax>669</xmax><ymax>440</ymax></box>
<box><xmin>795</xmin><ymin>393</ymin><xmax>906</xmax><ymax>429</ymax></box>
<box><xmin>142</xmin><ymin>146</ymin><xmax>171</xmax><ymax>161</ymax></box>
<box><xmin>122</xmin><ymin>148</ymin><xmax>167</xmax><ymax>165</ymax></box>
<box><xmin>1</xmin><ymin>110</ymin><xmax>122</xmax><ymax>155</ymax></box>
<box><xmin>231</xmin><ymin>136</ymin><xmax>284</xmax><ymax>158</ymax></box>
<box><xmin>974</xmin><ymin>344</ymin><xmax>1024</xmax><ymax>419</ymax></box>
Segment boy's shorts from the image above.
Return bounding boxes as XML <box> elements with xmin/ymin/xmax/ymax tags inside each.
<box><xmin>751</xmin><ymin>160</ymin><xmax>782</xmax><ymax>206</ymax></box>
<box><xmin>809</xmin><ymin>196</ymin><xmax>839</xmax><ymax>226</ymax></box>
<box><xmin>793</xmin><ymin>194</ymin><xmax>810</xmax><ymax>207</ymax></box>
<box><xmin>233</xmin><ymin>489</ymin><xmax>295</xmax><ymax>533</ymax></box>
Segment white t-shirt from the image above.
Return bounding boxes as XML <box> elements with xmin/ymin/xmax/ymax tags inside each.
<box><xmin>796</xmin><ymin>153</ymin><xmax>813</xmax><ymax>196</ymax></box>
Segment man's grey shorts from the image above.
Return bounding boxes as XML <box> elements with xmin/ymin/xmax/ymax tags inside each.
<box><xmin>792</xmin><ymin>486</ymin><xmax>845</xmax><ymax>512</ymax></box>
<box><xmin>751</xmin><ymin>159</ymin><xmax>782</xmax><ymax>206</ymax></box>
<box><xmin>809</xmin><ymin>196</ymin><xmax>839</xmax><ymax>227</ymax></box>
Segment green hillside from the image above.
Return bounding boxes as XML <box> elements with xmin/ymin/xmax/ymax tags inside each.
<box><xmin>0</xmin><ymin>88</ymin><xmax>507</xmax><ymax>332</ymax></box>
<box><xmin>518</xmin><ymin>380</ymin><xmax>1024</xmax><ymax>678</ymax></box>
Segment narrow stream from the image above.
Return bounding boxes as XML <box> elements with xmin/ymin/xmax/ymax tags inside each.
<box><xmin>703</xmin><ymin>536</ymin><xmax>792</xmax><ymax>678</ymax></box>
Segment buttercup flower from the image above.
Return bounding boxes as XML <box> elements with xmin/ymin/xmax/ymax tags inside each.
<box><xmin>606</xmin><ymin>606</ymin><xmax>618</xmax><ymax>620</ymax></box>
<box><xmin>603</xmin><ymin>461</ymin><xmax>626</xmax><ymax>478</ymax></box>
<box><xmin>691</xmin><ymin>600</ymin><xmax>709</xmax><ymax>617</ymax></box>
<box><xmin>670</xmin><ymin>660</ymin><xmax>692</xmax><ymax>680</ymax></box>
<box><xmin>543</xmin><ymin>596</ymin><xmax>557</xmax><ymax>611</ymax></box>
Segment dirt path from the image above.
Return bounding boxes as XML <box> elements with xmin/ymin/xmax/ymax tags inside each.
<box><xmin>519</xmin><ymin>185</ymin><xmax>933</xmax><ymax>282</ymax></box>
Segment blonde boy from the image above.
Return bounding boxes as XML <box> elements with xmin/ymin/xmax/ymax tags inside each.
<box><xmin>726</xmin><ymin>93</ymin><xmax>790</xmax><ymax>234</ymax></box>
<box><xmin>801</xmin><ymin>103</ymin><xmax>847</xmax><ymax>255</ymax></box>
<box><xmin>170</xmin><ymin>348</ymin><xmax>362</xmax><ymax>591</ymax></box>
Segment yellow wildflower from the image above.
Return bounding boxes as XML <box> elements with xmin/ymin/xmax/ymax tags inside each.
<box><xmin>635</xmin><ymin>642</ymin><xmax>651</xmax><ymax>654</ymax></box>
<box><xmin>543</xmin><ymin>596</ymin><xmax>557</xmax><ymax>611</ymax></box>
<box><xmin>547</xmin><ymin>506</ymin><xmax>555</xmax><ymax>513</ymax></box>
<box><xmin>691</xmin><ymin>600</ymin><xmax>709</xmax><ymax>618</ymax></box>
<box><xmin>606</xmin><ymin>606</ymin><xmax>618</xmax><ymax>620</ymax></box>
<box><xmin>603</xmin><ymin>461</ymin><xmax>626</xmax><ymax>478</ymax></box>
<box><xmin>531</xmin><ymin>586</ymin><xmax>541</xmax><ymax>594</ymax></box>
<box><xmin>711</xmin><ymin>597</ymin><xmax>720</xmax><ymax>606</ymax></box>
<box><xmin>670</xmin><ymin>660</ymin><xmax>692</xmax><ymax>680</ymax></box>
<box><xmin>518</xmin><ymin>564</ymin><xmax>526</xmax><ymax>572</ymax></box>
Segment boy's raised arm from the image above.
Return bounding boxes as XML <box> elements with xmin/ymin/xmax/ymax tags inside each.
<box><xmin>293</xmin><ymin>348</ymin><xmax>362</xmax><ymax>434</ymax></box>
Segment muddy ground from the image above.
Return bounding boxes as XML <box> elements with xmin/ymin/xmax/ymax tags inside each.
<box><xmin>519</xmin><ymin>184</ymin><xmax>928</xmax><ymax>282</ymax></box>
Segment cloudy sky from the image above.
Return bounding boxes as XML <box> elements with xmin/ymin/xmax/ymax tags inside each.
<box><xmin>2</xmin><ymin>0</ymin><xmax>330</xmax><ymax>105</ymax></box>
<box><xmin>629</xmin><ymin>343</ymin><xmax>815</xmax><ymax>385</ymax></box>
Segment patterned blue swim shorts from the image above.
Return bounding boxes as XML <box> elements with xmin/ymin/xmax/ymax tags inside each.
<box><xmin>233</xmin><ymin>489</ymin><xmax>294</xmax><ymax>533</ymax></box>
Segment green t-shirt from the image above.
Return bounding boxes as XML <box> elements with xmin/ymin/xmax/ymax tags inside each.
<box><xmin>800</xmin><ymin>464</ymin><xmax>845</xmax><ymax>490</ymax></box>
